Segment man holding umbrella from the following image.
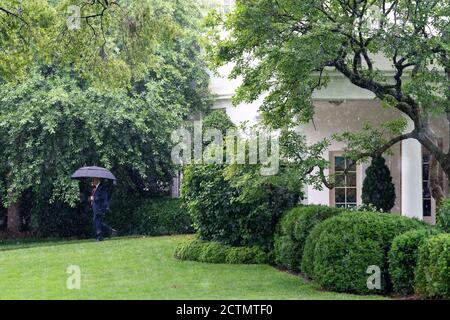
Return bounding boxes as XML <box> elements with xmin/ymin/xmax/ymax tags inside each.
<box><xmin>90</xmin><ymin>177</ymin><xmax>117</xmax><ymax>241</ymax></box>
<box><xmin>72</xmin><ymin>166</ymin><xmax>117</xmax><ymax>241</ymax></box>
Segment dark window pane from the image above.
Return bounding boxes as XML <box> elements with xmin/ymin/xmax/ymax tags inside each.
<box><xmin>347</xmin><ymin>188</ymin><xmax>357</xmax><ymax>203</ymax></box>
<box><xmin>346</xmin><ymin>159</ymin><xmax>356</xmax><ymax>171</ymax></box>
<box><xmin>422</xmin><ymin>148</ymin><xmax>431</xmax><ymax>163</ymax></box>
<box><xmin>335</xmin><ymin>188</ymin><xmax>346</xmax><ymax>202</ymax></box>
<box><xmin>423</xmin><ymin>200</ymin><xmax>432</xmax><ymax>217</ymax></box>
<box><xmin>335</xmin><ymin>173</ymin><xmax>345</xmax><ymax>187</ymax></box>
<box><xmin>335</xmin><ymin>157</ymin><xmax>345</xmax><ymax>171</ymax></box>
<box><xmin>336</xmin><ymin>203</ymin><xmax>346</xmax><ymax>208</ymax></box>
<box><xmin>422</xmin><ymin>164</ymin><xmax>429</xmax><ymax>180</ymax></box>
<box><xmin>347</xmin><ymin>172</ymin><xmax>357</xmax><ymax>187</ymax></box>
<box><xmin>423</xmin><ymin>182</ymin><xmax>431</xmax><ymax>199</ymax></box>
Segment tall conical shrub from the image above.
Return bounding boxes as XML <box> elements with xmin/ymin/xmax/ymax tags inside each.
<box><xmin>362</xmin><ymin>156</ymin><xmax>396</xmax><ymax>212</ymax></box>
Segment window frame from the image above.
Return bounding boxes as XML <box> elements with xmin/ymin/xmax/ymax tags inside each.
<box><xmin>329</xmin><ymin>151</ymin><xmax>361</xmax><ymax>208</ymax></box>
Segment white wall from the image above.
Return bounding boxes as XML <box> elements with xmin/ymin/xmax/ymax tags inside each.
<box><xmin>209</xmin><ymin>65</ymin><xmax>261</xmax><ymax>125</ymax></box>
<box><xmin>298</xmin><ymin>101</ymin><xmax>402</xmax><ymax>211</ymax></box>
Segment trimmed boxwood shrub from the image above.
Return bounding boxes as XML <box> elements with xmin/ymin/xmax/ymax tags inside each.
<box><xmin>388</xmin><ymin>228</ymin><xmax>439</xmax><ymax>295</ymax></box>
<box><xmin>134</xmin><ymin>198</ymin><xmax>194</xmax><ymax>236</ymax></box>
<box><xmin>301</xmin><ymin>221</ymin><xmax>330</xmax><ymax>278</ymax></box>
<box><xmin>174</xmin><ymin>238</ymin><xmax>270</xmax><ymax>264</ymax></box>
<box><xmin>415</xmin><ymin>233</ymin><xmax>450</xmax><ymax>298</ymax></box>
<box><xmin>274</xmin><ymin>205</ymin><xmax>343</xmax><ymax>271</ymax></box>
<box><xmin>306</xmin><ymin>211</ymin><xmax>427</xmax><ymax>294</ymax></box>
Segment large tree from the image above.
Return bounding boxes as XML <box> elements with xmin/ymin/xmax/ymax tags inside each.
<box><xmin>208</xmin><ymin>0</ymin><xmax>449</xmax><ymax>199</ymax></box>
<box><xmin>0</xmin><ymin>0</ymin><xmax>212</xmax><ymax>235</ymax></box>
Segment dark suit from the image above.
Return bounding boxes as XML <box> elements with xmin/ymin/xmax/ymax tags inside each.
<box><xmin>92</xmin><ymin>183</ymin><xmax>113</xmax><ymax>241</ymax></box>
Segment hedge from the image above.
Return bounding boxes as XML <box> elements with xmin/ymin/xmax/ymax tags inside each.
<box><xmin>133</xmin><ymin>198</ymin><xmax>194</xmax><ymax>236</ymax></box>
<box><xmin>437</xmin><ymin>198</ymin><xmax>450</xmax><ymax>233</ymax></box>
<box><xmin>181</xmin><ymin>162</ymin><xmax>302</xmax><ymax>249</ymax></box>
<box><xmin>388</xmin><ymin>228</ymin><xmax>439</xmax><ymax>295</ymax></box>
<box><xmin>415</xmin><ymin>233</ymin><xmax>450</xmax><ymax>298</ymax></box>
<box><xmin>274</xmin><ymin>205</ymin><xmax>343</xmax><ymax>271</ymax></box>
<box><xmin>304</xmin><ymin>211</ymin><xmax>427</xmax><ymax>294</ymax></box>
<box><xmin>174</xmin><ymin>238</ymin><xmax>270</xmax><ymax>265</ymax></box>
<box><xmin>301</xmin><ymin>220</ymin><xmax>330</xmax><ymax>278</ymax></box>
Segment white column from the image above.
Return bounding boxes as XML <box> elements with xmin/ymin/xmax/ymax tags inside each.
<box><xmin>401</xmin><ymin>120</ymin><xmax>423</xmax><ymax>220</ymax></box>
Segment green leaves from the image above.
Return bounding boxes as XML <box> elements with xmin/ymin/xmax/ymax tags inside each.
<box><xmin>334</xmin><ymin>118</ymin><xmax>408</xmax><ymax>161</ymax></box>
<box><xmin>207</xmin><ymin>0</ymin><xmax>450</xmax><ymax>175</ymax></box>
<box><xmin>0</xmin><ymin>0</ymin><xmax>207</xmax><ymax>91</ymax></box>
<box><xmin>0</xmin><ymin>65</ymin><xmax>201</xmax><ymax>208</ymax></box>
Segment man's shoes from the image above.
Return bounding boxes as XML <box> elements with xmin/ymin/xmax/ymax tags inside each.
<box><xmin>111</xmin><ymin>229</ymin><xmax>118</xmax><ymax>237</ymax></box>
<box><xmin>96</xmin><ymin>238</ymin><xmax>103</xmax><ymax>242</ymax></box>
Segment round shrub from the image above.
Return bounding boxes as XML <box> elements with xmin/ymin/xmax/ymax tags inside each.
<box><xmin>134</xmin><ymin>198</ymin><xmax>194</xmax><ymax>236</ymax></box>
<box><xmin>174</xmin><ymin>238</ymin><xmax>270</xmax><ymax>264</ymax></box>
<box><xmin>308</xmin><ymin>211</ymin><xmax>427</xmax><ymax>294</ymax></box>
<box><xmin>415</xmin><ymin>233</ymin><xmax>450</xmax><ymax>298</ymax></box>
<box><xmin>437</xmin><ymin>198</ymin><xmax>450</xmax><ymax>233</ymax></box>
<box><xmin>274</xmin><ymin>205</ymin><xmax>343</xmax><ymax>271</ymax></box>
<box><xmin>388</xmin><ymin>228</ymin><xmax>439</xmax><ymax>295</ymax></box>
<box><xmin>301</xmin><ymin>221</ymin><xmax>330</xmax><ymax>278</ymax></box>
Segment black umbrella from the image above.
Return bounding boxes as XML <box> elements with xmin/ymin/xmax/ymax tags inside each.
<box><xmin>71</xmin><ymin>166</ymin><xmax>117</xmax><ymax>181</ymax></box>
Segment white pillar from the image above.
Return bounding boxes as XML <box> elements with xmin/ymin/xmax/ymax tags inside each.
<box><xmin>401</xmin><ymin>121</ymin><xmax>423</xmax><ymax>220</ymax></box>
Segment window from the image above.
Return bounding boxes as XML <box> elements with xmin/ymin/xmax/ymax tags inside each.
<box><xmin>422</xmin><ymin>148</ymin><xmax>432</xmax><ymax>217</ymax></box>
<box><xmin>332</xmin><ymin>155</ymin><xmax>357</xmax><ymax>208</ymax></box>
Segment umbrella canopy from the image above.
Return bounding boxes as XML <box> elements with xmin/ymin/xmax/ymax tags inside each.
<box><xmin>71</xmin><ymin>166</ymin><xmax>117</xmax><ymax>181</ymax></box>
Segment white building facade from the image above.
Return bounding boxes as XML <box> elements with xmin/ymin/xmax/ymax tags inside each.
<box><xmin>209</xmin><ymin>60</ymin><xmax>448</xmax><ymax>224</ymax></box>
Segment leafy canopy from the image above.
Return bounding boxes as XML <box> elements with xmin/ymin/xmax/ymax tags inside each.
<box><xmin>0</xmin><ymin>0</ymin><xmax>205</xmax><ymax>90</ymax></box>
<box><xmin>207</xmin><ymin>0</ymin><xmax>449</xmax><ymax>169</ymax></box>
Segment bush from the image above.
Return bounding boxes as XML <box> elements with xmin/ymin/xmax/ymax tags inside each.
<box><xmin>415</xmin><ymin>233</ymin><xmax>450</xmax><ymax>298</ymax></box>
<box><xmin>174</xmin><ymin>238</ymin><xmax>205</xmax><ymax>261</ymax></box>
<box><xmin>181</xmin><ymin>163</ymin><xmax>302</xmax><ymax>249</ymax></box>
<box><xmin>305</xmin><ymin>211</ymin><xmax>427</xmax><ymax>294</ymax></box>
<box><xmin>388</xmin><ymin>228</ymin><xmax>439</xmax><ymax>295</ymax></box>
<box><xmin>198</xmin><ymin>241</ymin><xmax>229</xmax><ymax>263</ymax></box>
<box><xmin>134</xmin><ymin>198</ymin><xmax>193</xmax><ymax>236</ymax></box>
<box><xmin>225</xmin><ymin>246</ymin><xmax>269</xmax><ymax>264</ymax></box>
<box><xmin>362</xmin><ymin>156</ymin><xmax>396</xmax><ymax>212</ymax></box>
<box><xmin>174</xmin><ymin>238</ymin><xmax>270</xmax><ymax>264</ymax></box>
<box><xmin>437</xmin><ymin>198</ymin><xmax>450</xmax><ymax>233</ymax></box>
<box><xmin>274</xmin><ymin>205</ymin><xmax>343</xmax><ymax>271</ymax></box>
<box><xmin>301</xmin><ymin>221</ymin><xmax>330</xmax><ymax>278</ymax></box>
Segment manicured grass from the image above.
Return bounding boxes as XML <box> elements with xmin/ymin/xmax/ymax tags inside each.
<box><xmin>0</xmin><ymin>235</ymin><xmax>386</xmax><ymax>300</ymax></box>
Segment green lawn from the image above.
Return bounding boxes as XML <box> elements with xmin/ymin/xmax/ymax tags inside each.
<box><xmin>0</xmin><ymin>235</ymin><xmax>386</xmax><ymax>300</ymax></box>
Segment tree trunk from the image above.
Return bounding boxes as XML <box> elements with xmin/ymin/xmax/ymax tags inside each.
<box><xmin>430</xmin><ymin>154</ymin><xmax>445</xmax><ymax>207</ymax></box>
<box><xmin>6</xmin><ymin>199</ymin><xmax>22</xmax><ymax>237</ymax></box>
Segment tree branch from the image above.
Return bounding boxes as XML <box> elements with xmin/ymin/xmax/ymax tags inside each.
<box><xmin>324</xmin><ymin>131</ymin><xmax>416</xmax><ymax>189</ymax></box>
<box><xmin>0</xmin><ymin>6</ymin><xmax>28</xmax><ymax>25</ymax></box>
